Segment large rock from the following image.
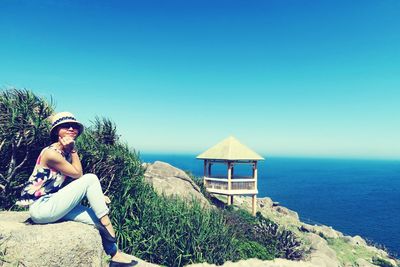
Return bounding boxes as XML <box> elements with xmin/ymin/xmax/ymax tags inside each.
<box><xmin>231</xmin><ymin>196</ymin><xmax>300</xmax><ymax>225</ymax></box>
<box><xmin>0</xmin><ymin>212</ymin><xmax>159</xmax><ymax>267</ymax></box>
<box><xmin>144</xmin><ymin>161</ymin><xmax>210</xmax><ymax>207</ymax></box>
<box><xmin>300</xmin><ymin>224</ymin><xmax>344</xmax><ymax>239</ymax></box>
<box><xmin>0</xmin><ymin>211</ymin><xmax>104</xmax><ymax>266</ymax></box>
<box><xmin>306</xmin><ymin>233</ymin><xmax>340</xmax><ymax>267</ymax></box>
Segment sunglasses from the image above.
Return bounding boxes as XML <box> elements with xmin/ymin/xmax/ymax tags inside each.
<box><xmin>59</xmin><ymin>123</ymin><xmax>80</xmax><ymax>130</ymax></box>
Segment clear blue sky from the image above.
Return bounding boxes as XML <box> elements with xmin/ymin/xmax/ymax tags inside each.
<box><xmin>1</xmin><ymin>0</ymin><xmax>399</xmax><ymax>159</ymax></box>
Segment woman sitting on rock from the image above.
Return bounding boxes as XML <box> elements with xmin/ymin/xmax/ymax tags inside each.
<box><xmin>17</xmin><ymin>111</ymin><xmax>137</xmax><ymax>267</ymax></box>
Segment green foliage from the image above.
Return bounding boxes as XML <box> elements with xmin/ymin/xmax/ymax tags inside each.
<box><xmin>372</xmin><ymin>257</ymin><xmax>396</xmax><ymax>267</ymax></box>
<box><xmin>327</xmin><ymin>237</ymin><xmax>376</xmax><ymax>266</ymax></box>
<box><xmin>224</xmin><ymin>209</ymin><xmax>306</xmax><ymax>261</ymax></box>
<box><xmin>76</xmin><ymin>118</ymin><xmax>239</xmax><ymax>266</ymax></box>
<box><xmin>75</xmin><ymin>117</ymin><xmax>143</xmax><ymax>197</ymax></box>
<box><xmin>185</xmin><ymin>173</ymin><xmax>305</xmax><ymax>262</ymax></box>
<box><xmin>224</xmin><ymin>208</ymin><xmax>256</xmax><ymax>240</ymax></box>
<box><xmin>90</xmin><ymin>117</ymin><xmax>119</xmax><ymax>146</ymax></box>
<box><xmin>253</xmin><ymin>212</ymin><xmax>306</xmax><ymax>260</ymax></box>
<box><xmin>0</xmin><ymin>88</ymin><xmax>54</xmax><ymax>210</ymax></box>
<box><xmin>110</xmin><ymin>174</ymin><xmax>238</xmax><ymax>266</ymax></box>
<box><xmin>234</xmin><ymin>239</ymin><xmax>274</xmax><ymax>261</ymax></box>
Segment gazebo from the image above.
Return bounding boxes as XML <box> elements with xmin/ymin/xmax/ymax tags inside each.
<box><xmin>196</xmin><ymin>136</ymin><xmax>264</xmax><ymax>216</ymax></box>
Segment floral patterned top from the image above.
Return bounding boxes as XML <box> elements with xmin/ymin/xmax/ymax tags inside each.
<box><xmin>16</xmin><ymin>146</ymin><xmax>72</xmax><ymax>206</ymax></box>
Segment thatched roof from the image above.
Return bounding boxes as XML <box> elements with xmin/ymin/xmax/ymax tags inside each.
<box><xmin>196</xmin><ymin>136</ymin><xmax>264</xmax><ymax>160</ymax></box>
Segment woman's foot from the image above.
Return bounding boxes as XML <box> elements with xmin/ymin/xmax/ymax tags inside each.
<box><xmin>111</xmin><ymin>251</ymin><xmax>131</xmax><ymax>263</ymax></box>
<box><xmin>110</xmin><ymin>251</ymin><xmax>138</xmax><ymax>266</ymax></box>
<box><xmin>120</xmin><ymin>251</ymin><xmax>137</xmax><ymax>261</ymax></box>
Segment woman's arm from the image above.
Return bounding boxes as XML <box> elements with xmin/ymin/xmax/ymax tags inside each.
<box><xmin>68</xmin><ymin>150</ymin><xmax>83</xmax><ymax>178</ymax></box>
<box><xmin>43</xmin><ymin>135</ymin><xmax>83</xmax><ymax>179</ymax></box>
<box><xmin>43</xmin><ymin>149</ymin><xmax>83</xmax><ymax>178</ymax></box>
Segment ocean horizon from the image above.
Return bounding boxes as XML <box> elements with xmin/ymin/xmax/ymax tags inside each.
<box><xmin>141</xmin><ymin>153</ymin><xmax>400</xmax><ymax>256</ymax></box>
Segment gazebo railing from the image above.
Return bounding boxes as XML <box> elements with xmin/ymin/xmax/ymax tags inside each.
<box><xmin>204</xmin><ymin>177</ymin><xmax>256</xmax><ymax>191</ymax></box>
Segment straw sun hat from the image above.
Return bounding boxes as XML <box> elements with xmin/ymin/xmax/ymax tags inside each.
<box><xmin>49</xmin><ymin>111</ymin><xmax>84</xmax><ymax>140</ymax></box>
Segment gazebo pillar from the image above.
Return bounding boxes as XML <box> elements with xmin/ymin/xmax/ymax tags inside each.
<box><xmin>252</xmin><ymin>161</ymin><xmax>258</xmax><ymax>216</ymax></box>
<box><xmin>227</xmin><ymin>161</ymin><xmax>233</xmax><ymax>205</ymax></box>
<box><xmin>203</xmin><ymin>160</ymin><xmax>207</xmax><ymax>188</ymax></box>
<box><xmin>252</xmin><ymin>195</ymin><xmax>257</xmax><ymax>216</ymax></box>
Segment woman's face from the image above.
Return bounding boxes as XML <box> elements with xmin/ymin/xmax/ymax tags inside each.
<box><xmin>57</xmin><ymin>123</ymin><xmax>80</xmax><ymax>140</ymax></box>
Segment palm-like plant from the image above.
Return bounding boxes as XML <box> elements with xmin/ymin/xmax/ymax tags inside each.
<box><xmin>91</xmin><ymin>117</ymin><xmax>119</xmax><ymax>146</ymax></box>
<box><xmin>75</xmin><ymin>117</ymin><xmax>143</xmax><ymax>196</ymax></box>
<box><xmin>0</xmin><ymin>88</ymin><xmax>54</xmax><ymax>209</ymax></box>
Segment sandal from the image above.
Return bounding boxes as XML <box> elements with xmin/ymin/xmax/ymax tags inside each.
<box><xmin>96</xmin><ymin>222</ymin><xmax>116</xmax><ymax>243</ymax></box>
<box><xmin>109</xmin><ymin>259</ymin><xmax>138</xmax><ymax>267</ymax></box>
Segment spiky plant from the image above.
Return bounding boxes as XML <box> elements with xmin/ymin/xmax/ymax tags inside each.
<box><xmin>253</xmin><ymin>212</ymin><xmax>307</xmax><ymax>260</ymax></box>
<box><xmin>0</xmin><ymin>88</ymin><xmax>54</xmax><ymax>209</ymax></box>
<box><xmin>90</xmin><ymin>117</ymin><xmax>119</xmax><ymax>146</ymax></box>
<box><xmin>75</xmin><ymin>117</ymin><xmax>143</xmax><ymax>196</ymax></box>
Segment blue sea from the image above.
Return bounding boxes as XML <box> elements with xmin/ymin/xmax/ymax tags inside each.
<box><xmin>141</xmin><ymin>154</ymin><xmax>400</xmax><ymax>256</ymax></box>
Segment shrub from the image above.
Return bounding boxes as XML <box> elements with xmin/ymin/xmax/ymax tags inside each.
<box><xmin>253</xmin><ymin>212</ymin><xmax>306</xmax><ymax>260</ymax></box>
<box><xmin>75</xmin><ymin>117</ymin><xmax>143</xmax><ymax>197</ymax></box>
<box><xmin>224</xmin><ymin>208</ymin><xmax>256</xmax><ymax>240</ymax></box>
<box><xmin>234</xmin><ymin>239</ymin><xmax>274</xmax><ymax>261</ymax></box>
<box><xmin>372</xmin><ymin>257</ymin><xmax>396</xmax><ymax>267</ymax></box>
<box><xmin>110</xmin><ymin>175</ymin><xmax>238</xmax><ymax>266</ymax></box>
<box><xmin>223</xmin><ymin>208</ymin><xmax>307</xmax><ymax>261</ymax></box>
<box><xmin>0</xmin><ymin>89</ymin><xmax>54</xmax><ymax>210</ymax></box>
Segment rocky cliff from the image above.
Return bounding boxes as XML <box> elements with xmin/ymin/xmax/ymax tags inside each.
<box><xmin>143</xmin><ymin>161</ymin><xmax>398</xmax><ymax>267</ymax></box>
<box><xmin>227</xmin><ymin>196</ymin><xmax>397</xmax><ymax>267</ymax></box>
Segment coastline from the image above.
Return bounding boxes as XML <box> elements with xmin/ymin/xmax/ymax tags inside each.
<box><xmin>141</xmin><ymin>154</ymin><xmax>400</xmax><ymax>256</ymax></box>
<box><xmin>216</xmin><ymin>195</ymin><xmax>398</xmax><ymax>267</ymax></box>
<box><xmin>144</xmin><ymin>160</ymin><xmax>399</xmax><ymax>266</ymax></box>
<box><xmin>141</xmin><ymin>154</ymin><xmax>400</xmax><ymax>255</ymax></box>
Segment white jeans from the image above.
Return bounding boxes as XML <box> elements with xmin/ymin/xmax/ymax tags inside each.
<box><xmin>29</xmin><ymin>173</ymin><xmax>117</xmax><ymax>255</ymax></box>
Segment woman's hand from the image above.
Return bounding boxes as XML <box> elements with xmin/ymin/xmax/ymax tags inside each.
<box><xmin>59</xmin><ymin>136</ymin><xmax>75</xmax><ymax>153</ymax></box>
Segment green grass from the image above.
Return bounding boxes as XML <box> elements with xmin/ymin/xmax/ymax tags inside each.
<box><xmin>327</xmin><ymin>237</ymin><xmax>376</xmax><ymax>266</ymax></box>
<box><xmin>234</xmin><ymin>239</ymin><xmax>274</xmax><ymax>261</ymax></box>
<box><xmin>111</xmin><ymin>178</ymin><xmax>239</xmax><ymax>266</ymax></box>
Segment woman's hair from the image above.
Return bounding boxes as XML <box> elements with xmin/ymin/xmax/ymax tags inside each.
<box><xmin>50</xmin><ymin>126</ymin><xmax>60</xmax><ymax>143</ymax></box>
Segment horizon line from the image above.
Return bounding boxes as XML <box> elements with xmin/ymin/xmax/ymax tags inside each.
<box><xmin>135</xmin><ymin>150</ymin><xmax>400</xmax><ymax>162</ymax></box>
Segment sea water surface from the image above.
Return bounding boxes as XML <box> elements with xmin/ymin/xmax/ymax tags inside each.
<box><xmin>141</xmin><ymin>154</ymin><xmax>400</xmax><ymax>256</ymax></box>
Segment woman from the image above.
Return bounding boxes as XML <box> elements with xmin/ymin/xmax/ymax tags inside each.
<box><xmin>17</xmin><ymin>111</ymin><xmax>137</xmax><ymax>267</ymax></box>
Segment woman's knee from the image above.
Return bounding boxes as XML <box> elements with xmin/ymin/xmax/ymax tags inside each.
<box><xmin>80</xmin><ymin>173</ymin><xmax>99</xmax><ymax>184</ymax></box>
